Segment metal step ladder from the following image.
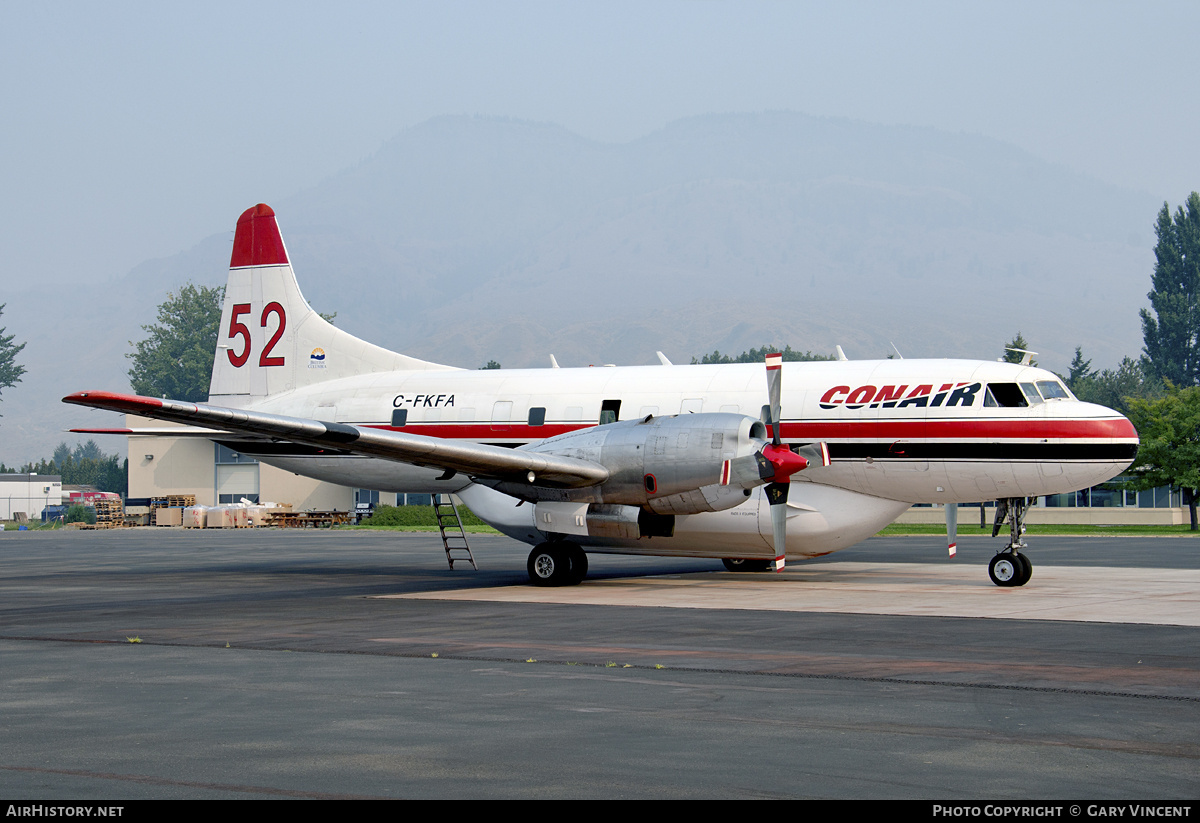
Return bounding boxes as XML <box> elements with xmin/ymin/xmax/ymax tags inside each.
<box><xmin>433</xmin><ymin>493</ymin><xmax>477</xmax><ymax>570</ymax></box>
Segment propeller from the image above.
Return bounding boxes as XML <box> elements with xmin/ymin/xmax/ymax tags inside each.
<box><xmin>718</xmin><ymin>353</ymin><xmax>829</xmax><ymax>571</ymax></box>
<box><xmin>759</xmin><ymin>353</ymin><xmax>830</xmax><ymax>571</ymax></box>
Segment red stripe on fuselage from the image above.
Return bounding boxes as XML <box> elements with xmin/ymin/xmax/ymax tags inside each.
<box><xmin>779</xmin><ymin>417</ymin><xmax>1137</xmax><ymax>441</ymax></box>
<box><xmin>363</xmin><ymin>416</ymin><xmax>1136</xmax><ymax>442</ymax></box>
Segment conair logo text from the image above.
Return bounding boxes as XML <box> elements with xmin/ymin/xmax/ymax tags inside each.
<box><xmin>308</xmin><ymin>348</ymin><xmax>326</xmax><ymax>369</ymax></box>
<box><xmin>819</xmin><ymin>382</ymin><xmax>981</xmax><ymax>410</ymax></box>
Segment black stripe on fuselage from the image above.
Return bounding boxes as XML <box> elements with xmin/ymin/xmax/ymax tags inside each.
<box><xmin>829</xmin><ymin>442</ymin><xmax>1138</xmax><ymax>461</ymax></box>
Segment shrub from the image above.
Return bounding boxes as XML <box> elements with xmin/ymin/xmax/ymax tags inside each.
<box><xmin>65</xmin><ymin>504</ymin><xmax>96</xmax><ymax>525</ymax></box>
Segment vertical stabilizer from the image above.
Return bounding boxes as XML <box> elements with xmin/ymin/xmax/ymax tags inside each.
<box><xmin>208</xmin><ymin>204</ymin><xmax>455</xmax><ymax>405</ymax></box>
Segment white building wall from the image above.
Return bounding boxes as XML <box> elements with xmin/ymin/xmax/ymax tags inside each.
<box><xmin>127</xmin><ymin>415</ymin><xmax>354</xmax><ymax>512</ymax></box>
<box><xmin>0</xmin><ymin>475</ymin><xmax>63</xmax><ymax>520</ymax></box>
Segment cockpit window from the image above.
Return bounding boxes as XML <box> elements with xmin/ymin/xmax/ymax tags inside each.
<box><xmin>1018</xmin><ymin>383</ymin><xmax>1043</xmax><ymax>405</ymax></box>
<box><xmin>1036</xmin><ymin>380</ymin><xmax>1070</xmax><ymax>400</ymax></box>
<box><xmin>987</xmin><ymin>383</ymin><xmax>1028</xmax><ymax>408</ymax></box>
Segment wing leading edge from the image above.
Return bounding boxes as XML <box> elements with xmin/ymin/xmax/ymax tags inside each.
<box><xmin>63</xmin><ymin>391</ymin><xmax>609</xmax><ymax>489</ymax></box>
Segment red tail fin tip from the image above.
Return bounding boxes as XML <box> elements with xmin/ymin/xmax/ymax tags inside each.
<box><xmin>230</xmin><ymin>203</ymin><xmax>288</xmax><ymax>268</ymax></box>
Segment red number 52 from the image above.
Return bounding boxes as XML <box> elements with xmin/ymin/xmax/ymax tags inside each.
<box><xmin>226</xmin><ymin>302</ymin><xmax>287</xmax><ymax>368</ymax></box>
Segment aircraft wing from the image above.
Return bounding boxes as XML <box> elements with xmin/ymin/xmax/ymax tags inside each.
<box><xmin>63</xmin><ymin>391</ymin><xmax>610</xmax><ymax>489</ymax></box>
<box><xmin>68</xmin><ymin>426</ymin><xmax>268</xmax><ymax>440</ymax></box>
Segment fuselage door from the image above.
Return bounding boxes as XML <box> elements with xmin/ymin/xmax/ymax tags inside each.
<box><xmin>491</xmin><ymin>401</ymin><xmax>513</xmax><ymax>431</ymax></box>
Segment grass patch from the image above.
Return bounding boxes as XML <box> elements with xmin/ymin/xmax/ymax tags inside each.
<box><xmin>344</xmin><ymin>504</ymin><xmax>1199</xmax><ymax>538</ymax></box>
<box><xmin>341</xmin><ymin>523</ymin><xmax>500</xmax><ymax>533</ymax></box>
<box><xmin>348</xmin><ymin>503</ymin><xmax>499</xmax><ymax>533</ymax></box>
<box><xmin>0</xmin><ymin>520</ymin><xmax>60</xmax><ymax>531</ymax></box>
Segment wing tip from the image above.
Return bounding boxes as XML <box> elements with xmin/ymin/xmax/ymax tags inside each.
<box><xmin>63</xmin><ymin>390</ymin><xmax>165</xmax><ymax>413</ymax></box>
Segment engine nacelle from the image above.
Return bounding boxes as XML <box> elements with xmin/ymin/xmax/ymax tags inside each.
<box><xmin>485</xmin><ymin>413</ymin><xmax>770</xmax><ymax>515</ymax></box>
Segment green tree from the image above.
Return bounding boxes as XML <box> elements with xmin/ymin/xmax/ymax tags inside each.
<box><xmin>1002</xmin><ymin>332</ymin><xmax>1036</xmax><ymax>366</ymax></box>
<box><xmin>480</xmin><ymin>360</ymin><xmax>501</xmax><ymax>370</ymax></box>
<box><xmin>33</xmin><ymin>441</ymin><xmax>128</xmax><ymax>495</ymax></box>
<box><xmin>0</xmin><ymin>303</ymin><xmax>27</xmax><ymax>416</ymax></box>
<box><xmin>1124</xmin><ymin>385</ymin><xmax>1200</xmax><ymax>530</ymax></box>
<box><xmin>127</xmin><ymin>283</ymin><xmax>224</xmax><ymax>402</ymax></box>
<box><xmin>1140</xmin><ymin>192</ymin><xmax>1200</xmax><ymax>387</ymax></box>
<box><xmin>1066</xmin><ymin>346</ymin><xmax>1094</xmax><ymax>390</ymax></box>
<box><xmin>1070</xmin><ymin>357</ymin><xmax>1157</xmax><ymax>416</ymax></box>
<box><xmin>691</xmin><ymin>344</ymin><xmax>835</xmax><ymax>364</ymax></box>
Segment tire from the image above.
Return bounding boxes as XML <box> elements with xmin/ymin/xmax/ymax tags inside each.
<box><xmin>1013</xmin><ymin>553</ymin><xmax>1033</xmax><ymax>587</ymax></box>
<box><xmin>528</xmin><ymin>544</ymin><xmax>569</xmax><ymax>586</ymax></box>
<box><xmin>988</xmin><ymin>553</ymin><xmax>1020</xmax><ymax>587</ymax></box>
<box><xmin>722</xmin><ymin>557</ymin><xmax>771</xmax><ymax>572</ymax></box>
<box><xmin>563</xmin><ymin>542</ymin><xmax>588</xmax><ymax>584</ymax></box>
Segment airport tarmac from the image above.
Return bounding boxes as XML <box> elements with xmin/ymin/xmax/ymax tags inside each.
<box><xmin>1</xmin><ymin>528</ymin><xmax>1197</xmax><ymax>799</ymax></box>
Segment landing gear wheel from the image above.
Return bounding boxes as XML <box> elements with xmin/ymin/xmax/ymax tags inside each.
<box><xmin>563</xmin><ymin>542</ymin><xmax>588</xmax><ymax>584</ymax></box>
<box><xmin>1013</xmin><ymin>553</ymin><xmax>1033</xmax><ymax>587</ymax></box>
<box><xmin>722</xmin><ymin>557</ymin><xmax>772</xmax><ymax>572</ymax></box>
<box><xmin>992</xmin><ymin>496</ymin><xmax>1035</xmax><ymax>587</ymax></box>
<box><xmin>988</xmin><ymin>553</ymin><xmax>1021</xmax><ymax>587</ymax></box>
<box><xmin>527</xmin><ymin>543</ymin><xmax>587</xmax><ymax>586</ymax></box>
<box><xmin>528</xmin><ymin>544</ymin><xmax>569</xmax><ymax>586</ymax></box>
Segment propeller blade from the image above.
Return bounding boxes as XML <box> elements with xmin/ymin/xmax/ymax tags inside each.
<box><xmin>765</xmin><ymin>352</ymin><xmax>783</xmax><ymax>445</ymax></box>
<box><xmin>946</xmin><ymin>503</ymin><xmax>958</xmax><ymax>557</ymax></box>
<box><xmin>766</xmin><ymin>481</ymin><xmax>789</xmax><ymax>572</ymax></box>
<box><xmin>794</xmin><ymin>441</ymin><xmax>831</xmax><ymax>468</ymax></box>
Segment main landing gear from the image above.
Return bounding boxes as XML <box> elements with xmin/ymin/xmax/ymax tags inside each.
<box><xmin>527</xmin><ymin>541</ymin><xmax>588</xmax><ymax>586</ymax></box>
<box><xmin>989</xmin><ymin>497</ymin><xmax>1034</xmax><ymax>587</ymax></box>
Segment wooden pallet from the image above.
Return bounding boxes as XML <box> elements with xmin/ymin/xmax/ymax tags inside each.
<box><xmin>92</xmin><ymin>498</ymin><xmax>124</xmax><ymax>529</ymax></box>
<box><xmin>272</xmin><ymin>511</ymin><xmax>352</xmax><ymax>528</ymax></box>
<box><xmin>151</xmin><ymin>495</ymin><xmax>196</xmax><ymax>509</ymax></box>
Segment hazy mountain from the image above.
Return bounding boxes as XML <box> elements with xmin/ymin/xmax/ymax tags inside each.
<box><xmin>2</xmin><ymin>112</ymin><xmax>1158</xmax><ymax>464</ymax></box>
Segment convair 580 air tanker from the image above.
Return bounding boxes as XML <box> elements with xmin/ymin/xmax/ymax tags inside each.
<box><xmin>65</xmin><ymin>204</ymin><xmax>1138</xmax><ymax>587</ymax></box>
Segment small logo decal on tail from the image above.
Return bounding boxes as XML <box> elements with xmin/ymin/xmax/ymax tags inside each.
<box><xmin>309</xmin><ymin>348</ymin><xmax>327</xmax><ymax>369</ymax></box>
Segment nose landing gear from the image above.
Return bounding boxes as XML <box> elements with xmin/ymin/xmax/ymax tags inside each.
<box><xmin>990</xmin><ymin>497</ymin><xmax>1034</xmax><ymax>587</ymax></box>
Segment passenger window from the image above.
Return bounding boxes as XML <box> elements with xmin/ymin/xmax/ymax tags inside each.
<box><xmin>528</xmin><ymin>407</ymin><xmax>546</xmax><ymax>426</ymax></box>
<box><xmin>391</xmin><ymin>409</ymin><xmax>408</xmax><ymax>427</ymax></box>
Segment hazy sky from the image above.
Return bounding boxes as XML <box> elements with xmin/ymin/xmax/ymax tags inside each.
<box><xmin>2</xmin><ymin>0</ymin><xmax>1198</xmax><ymax>286</ymax></box>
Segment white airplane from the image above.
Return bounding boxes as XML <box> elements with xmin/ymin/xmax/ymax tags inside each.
<box><xmin>65</xmin><ymin>204</ymin><xmax>1139</xmax><ymax>587</ymax></box>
